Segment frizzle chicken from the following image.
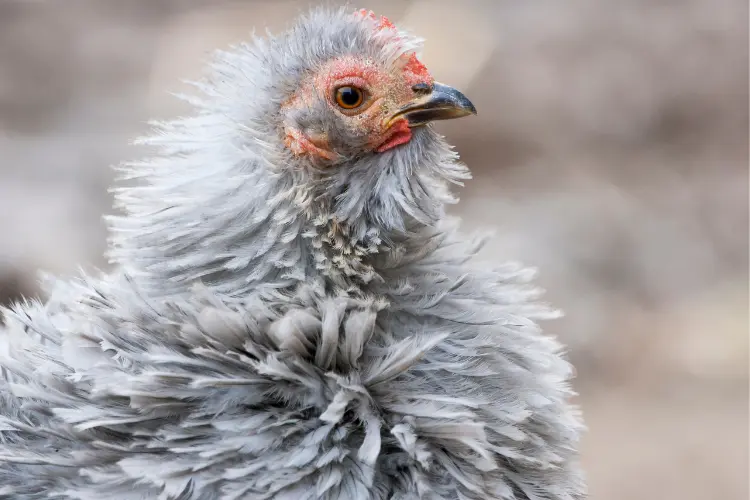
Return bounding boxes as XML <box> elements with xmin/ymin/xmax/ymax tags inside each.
<box><xmin>0</xmin><ymin>8</ymin><xmax>585</xmax><ymax>500</ymax></box>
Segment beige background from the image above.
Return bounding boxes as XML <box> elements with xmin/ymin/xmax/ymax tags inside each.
<box><xmin>0</xmin><ymin>1</ymin><xmax>747</xmax><ymax>498</ymax></box>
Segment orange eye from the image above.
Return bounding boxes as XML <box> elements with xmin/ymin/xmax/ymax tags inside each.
<box><xmin>334</xmin><ymin>86</ymin><xmax>365</xmax><ymax>110</ymax></box>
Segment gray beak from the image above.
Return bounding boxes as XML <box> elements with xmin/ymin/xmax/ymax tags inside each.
<box><xmin>389</xmin><ymin>82</ymin><xmax>477</xmax><ymax>127</ymax></box>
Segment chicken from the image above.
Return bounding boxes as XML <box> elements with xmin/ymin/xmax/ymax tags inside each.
<box><xmin>0</xmin><ymin>8</ymin><xmax>585</xmax><ymax>500</ymax></box>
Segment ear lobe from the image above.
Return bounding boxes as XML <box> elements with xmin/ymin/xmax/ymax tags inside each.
<box><xmin>284</xmin><ymin>126</ymin><xmax>339</xmax><ymax>163</ymax></box>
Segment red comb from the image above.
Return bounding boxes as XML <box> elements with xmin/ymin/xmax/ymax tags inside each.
<box><xmin>354</xmin><ymin>9</ymin><xmax>396</xmax><ymax>32</ymax></box>
<box><xmin>401</xmin><ymin>52</ymin><xmax>431</xmax><ymax>86</ymax></box>
<box><xmin>354</xmin><ymin>9</ymin><xmax>432</xmax><ymax>86</ymax></box>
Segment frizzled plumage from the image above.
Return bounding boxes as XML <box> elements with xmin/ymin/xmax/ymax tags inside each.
<box><xmin>0</xmin><ymin>7</ymin><xmax>585</xmax><ymax>500</ymax></box>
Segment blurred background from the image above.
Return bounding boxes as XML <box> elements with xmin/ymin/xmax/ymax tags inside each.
<box><xmin>0</xmin><ymin>0</ymin><xmax>747</xmax><ymax>498</ymax></box>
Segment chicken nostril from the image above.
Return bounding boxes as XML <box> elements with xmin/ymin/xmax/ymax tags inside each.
<box><xmin>411</xmin><ymin>83</ymin><xmax>432</xmax><ymax>94</ymax></box>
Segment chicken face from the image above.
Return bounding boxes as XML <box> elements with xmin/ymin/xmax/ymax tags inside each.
<box><xmin>281</xmin><ymin>11</ymin><xmax>476</xmax><ymax>165</ymax></box>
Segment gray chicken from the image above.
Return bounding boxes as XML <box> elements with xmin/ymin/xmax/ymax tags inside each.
<box><xmin>0</xmin><ymin>8</ymin><xmax>584</xmax><ymax>500</ymax></box>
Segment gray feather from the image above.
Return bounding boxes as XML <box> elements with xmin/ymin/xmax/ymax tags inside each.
<box><xmin>0</xmin><ymin>6</ymin><xmax>584</xmax><ymax>500</ymax></box>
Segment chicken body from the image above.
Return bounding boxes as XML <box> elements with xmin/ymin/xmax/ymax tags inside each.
<box><xmin>0</xmin><ymin>8</ymin><xmax>584</xmax><ymax>500</ymax></box>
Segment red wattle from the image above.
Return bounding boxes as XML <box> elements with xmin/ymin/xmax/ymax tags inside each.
<box><xmin>376</xmin><ymin>120</ymin><xmax>412</xmax><ymax>153</ymax></box>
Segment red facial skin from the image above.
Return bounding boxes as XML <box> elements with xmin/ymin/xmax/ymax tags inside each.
<box><xmin>282</xmin><ymin>11</ymin><xmax>434</xmax><ymax>163</ymax></box>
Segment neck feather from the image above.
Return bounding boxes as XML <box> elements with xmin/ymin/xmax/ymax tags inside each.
<box><xmin>107</xmin><ymin>109</ymin><xmax>469</xmax><ymax>298</ymax></box>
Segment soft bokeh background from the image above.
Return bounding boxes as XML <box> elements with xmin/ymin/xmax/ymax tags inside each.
<box><xmin>0</xmin><ymin>0</ymin><xmax>747</xmax><ymax>498</ymax></box>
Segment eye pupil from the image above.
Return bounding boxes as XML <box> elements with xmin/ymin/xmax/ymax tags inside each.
<box><xmin>335</xmin><ymin>86</ymin><xmax>364</xmax><ymax>109</ymax></box>
<box><xmin>340</xmin><ymin>88</ymin><xmax>359</xmax><ymax>105</ymax></box>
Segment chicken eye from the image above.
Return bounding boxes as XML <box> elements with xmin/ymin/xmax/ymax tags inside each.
<box><xmin>334</xmin><ymin>86</ymin><xmax>365</xmax><ymax>110</ymax></box>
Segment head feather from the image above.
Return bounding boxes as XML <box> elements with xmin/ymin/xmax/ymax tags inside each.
<box><xmin>107</xmin><ymin>7</ymin><xmax>469</xmax><ymax>298</ymax></box>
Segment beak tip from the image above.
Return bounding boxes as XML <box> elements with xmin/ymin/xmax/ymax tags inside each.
<box><xmin>460</xmin><ymin>94</ymin><xmax>477</xmax><ymax>116</ymax></box>
<box><xmin>433</xmin><ymin>82</ymin><xmax>477</xmax><ymax>118</ymax></box>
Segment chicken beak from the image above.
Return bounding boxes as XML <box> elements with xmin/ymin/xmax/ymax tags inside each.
<box><xmin>389</xmin><ymin>82</ymin><xmax>477</xmax><ymax>127</ymax></box>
